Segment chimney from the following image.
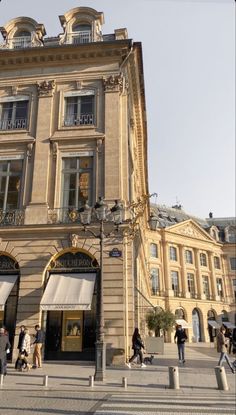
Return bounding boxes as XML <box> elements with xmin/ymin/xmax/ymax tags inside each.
<box><xmin>209</xmin><ymin>212</ymin><xmax>213</xmax><ymax>218</ymax></box>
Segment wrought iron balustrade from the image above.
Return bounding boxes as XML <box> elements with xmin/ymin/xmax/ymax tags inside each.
<box><xmin>63</xmin><ymin>113</ymin><xmax>94</xmax><ymax>127</ymax></box>
<box><xmin>11</xmin><ymin>36</ymin><xmax>32</xmax><ymax>49</ymax></box>
<box><xmin>151</xmin><ymin>289</ymin><xmax>165</xmax><ymax>297</ymax></box>
<box><xmin>0</xmin><ymin>209</ymin><xmax>25</xmax><ymax>226</ymax></box>
<box><xmin>67</xmin><ymin>31</ymin><xmax>92</xmax><ymax>44</ymax></box>
<box><xmin>0</xmin><ymin>118</ymin><xmax>28</xmax><ymax>130</ymax></box>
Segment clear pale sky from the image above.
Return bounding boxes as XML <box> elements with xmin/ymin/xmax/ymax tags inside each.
<box><xmin>0</xmin><ymin>0</ymin><xmax>235</xmax><ymax>219</ymax></box>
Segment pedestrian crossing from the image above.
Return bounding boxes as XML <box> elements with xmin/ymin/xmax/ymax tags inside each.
<box><xmin>94</xmin><ymin>392</ymin><xmax>236</xmax><ymax>414</ymax></box>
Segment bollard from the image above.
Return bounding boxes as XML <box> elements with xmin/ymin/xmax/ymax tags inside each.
<box><xmin>89</xmin><ymin>375</ymin><xmax>94</xmax><ymax>387</ymax></box>
<box><xmin>43</xmin><ymin>375</ymin><xmax>48</xmax><ymax>387</ymax></box>
<box><xmin>0</xmin><ymin>374</ymin><xmax>4</xmax><ymax>387</ymax></box>
<box><xmin>168</xmin><ymin>366</ymin><xmax>180</xmax><ymax>389</ymax></box>
<box><xmin>215</xmin><ymin>366</ymin><xmax>229</xmax><ymax>391</ymax></box>
<box><xmin>122</xmin><ymin>377</ymin><xmax>127</xmax><ymax>388</ymax></box>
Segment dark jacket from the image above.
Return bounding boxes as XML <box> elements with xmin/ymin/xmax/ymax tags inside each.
<box><xmin>0</xmin><ymin>334</ymin><xmax>11</xmax><ymax>359</ymax></box>
<box><xmin>132</xmin><ymin>335</ymin><xmax>144</xmax><ymax>351</ymax></box>
<box><xmin>34</xmin><ymin>329</ymin><xmax>44</xmax><ymax>344</ymax></box>
<box><xmin>17</xmin><ymin>331</ymin><xmax>25</xmax><ymax>350</ymax></box>
<box><xmin>174</xmin><ymin>329</ymin><xmax>187</xmax><ymax>344</ymax></box>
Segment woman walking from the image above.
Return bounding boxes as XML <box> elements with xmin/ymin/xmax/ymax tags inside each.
<box><xmin>21</xmin><ymin>328</ymin><xmax>31</xmax><ymax>371</ymax></box>
<box><xmin>126</xmin><ymin>328</ymin><xmax>146</xmax><ymax>368</ymax></box>
<box><xmin>217</xmin><ymin>325</ymin><xmax>235</xmax><ymax>374</ymax></box>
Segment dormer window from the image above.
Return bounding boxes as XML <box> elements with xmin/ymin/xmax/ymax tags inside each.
<box><xmin>72</xmin><ymin>24</ymin><xmax>91</xmax><ymax>44</ymax></box>
<box><xmin>12</xmin><ymin>30</ymin><xmax>31</xmax><ymax>49</ymax></box>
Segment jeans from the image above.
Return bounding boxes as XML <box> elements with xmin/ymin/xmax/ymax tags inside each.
<box><xmin>218</xmin><ymin>352</ymin><xmax>234</xmax><ymax>371</ymax></box>
<box><xmin>129</xmin><ymin>349</ymin><xmax>143</xmax><ymax>364</ymax></box>
<box><xmin>177</xmin><ymin>343</ymin><xmax>185</xmax><ymax>361</ymax></box>
<box><xmin>0</xmin><ymin>357</ymin><xmax>7</xmax><ymax>375</ymax></box>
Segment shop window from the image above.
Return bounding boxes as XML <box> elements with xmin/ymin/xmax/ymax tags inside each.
<box><xmin>0</xmin><ymin>159</ymin><xmax>23</xmax><ymax>210</ymax></box>
<box><xmin>170</xmin><ymin>246</ymin><xmax>177</xmax><ymax>261</ymax></box>
<box><xmin>200</xmin><ymin>253</ymin><xmax>207</xmax><ymax>267</ymax></box>
<box><xmin>185</xmin><ymin>250</ymin><xmax>193</xmax><ymax>264</ymax></box>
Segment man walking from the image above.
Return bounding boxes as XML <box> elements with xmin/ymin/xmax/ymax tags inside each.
<box><xmin>32</xmin><ymin>325</ymin><xmax>44</xmax><ymax>369</ymax></box>
<box><xmin>174</xmin><ymin>324</ymin><xmax>187</xmax><ymax>363</ymax></box>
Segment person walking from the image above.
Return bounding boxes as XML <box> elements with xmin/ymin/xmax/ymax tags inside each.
<box><xmin>32</xmin><ymin>325</ymin><xmax>44</xmax><ymax>369</ymax></box>
<box><xmin>0</xmin><ymin>327</ymin><xmax>11</xmax><ymax>376</ymax></box>
<box><xmin>174</xmin><ymin>324</ymin><xmax>187</xmax><ymax>363</ymax></box>
<box><xmin>17</xmin><ymin>325</ymin><xmax>25</xmax><ymax>352</ymax></box>
<box><xmin>126</xmin><ymin>328</ymin><xmax>146</xmax><ymax>368</ymax></box>
<box><xmin>21</xmin><ymin>328</ymin><xmax>31</xmax><ymax>371</ymax></box>
<box><xmin>217</xmin><ymin>325</ymin><xmax>235</xmax><ymax>373</ymax></box>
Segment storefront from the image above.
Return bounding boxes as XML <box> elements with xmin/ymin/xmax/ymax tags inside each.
<box><xmin>41</xmin><ymin>249</ymin><xmax>98</xmax><ymax>360</ymax></box>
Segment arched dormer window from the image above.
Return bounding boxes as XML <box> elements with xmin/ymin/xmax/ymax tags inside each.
<box><xmin>0</xmin><ymin>17</ymin><xmax>45</xmax><ymax>50</ymax></box>
<box><xmin>72</xmin><ymin>23</ymin><xmax>91</xmax><ymax>44</ymax></box>
<box><xmin>209</xmin><ymin>226</ymin><xmax>219</xmax><ymax>241</ymax></box>
<box><xmin>225</xmin><ymin>226</ymin><xmax>236</xmax><ymax>243</ymax></box>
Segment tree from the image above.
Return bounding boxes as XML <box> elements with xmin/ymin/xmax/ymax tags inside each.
<box><xmin>146</xmin><ymin>308</ymin><xmax>176</xmax><ymax>337</ymax></box>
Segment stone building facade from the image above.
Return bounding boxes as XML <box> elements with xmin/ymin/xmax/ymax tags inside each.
<box><xmin>146</xmin><ymin>205</ymin><xmax>236</xmax><ymax>343</ymax></box>
<box><xmin>0</xmin><ymin>7</ymin><xmax>149</xmax><ymax>362</ymax></box>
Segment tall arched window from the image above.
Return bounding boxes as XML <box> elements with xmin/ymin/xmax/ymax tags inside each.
<box><xmin>72</xmin><ymin>23</ymin><xmax>91</xmax><ymax>44</ymax></box>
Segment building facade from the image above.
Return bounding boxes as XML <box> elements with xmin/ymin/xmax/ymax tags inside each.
<box><xmin>146</xmin><ymin>205</ymin><xmax>236</xmax><ymax>343</ymax></box>
<box><xmin>0</xmin><ymin>7</ymin><xmax>149</xmax><ymax>363</ymax></box>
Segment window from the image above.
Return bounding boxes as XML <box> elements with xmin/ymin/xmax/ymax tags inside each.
<box><xmin>72</xmin><ymin>24</ymin><xmax>92</xmax><ymax>44</ymax></box>
<box><xmin>150</xmin><ymin>268</ymin><xmax>159</xmax><ymax>295</ymax></box>
<box><xmin>0</xmin><ymin>100</ymin><xmax>28</xmax><ymax>130</ymax></box>
<box><xmin>0</xmin><ymin>159</ymin><xmax>23</xmax><ymax>210</ymax></box>
<box><xmin>171</xmin><ymin>271</ymin><xmax>179</xmax><ymax>295</ymax></box>
<box><xmin>216</xmin><ymin>278</ymin><xmax>223</xmax><ymax>298</ymax></box>
<box><xmin>214</xmin><ymin>256</ymin><xmax>221</xmax><ymax>269</ymax></box>
<box><xmin>202</xmin><ymin>275</ymin><xmax>210</xmax><ymax>299</ymax></box>
<box><xmin>187</xmin><ymin>273</ymin><xmax>195</xmax><ymax>297</ymax></box>
<box><xmin>64</xmin><ymin>95</ymin><xmax>94</xmax><ymax>127</ymax></box>
<box><xmin>185</xmin><ymin>250</ymin><xmax>193</xmax><ymax>264</ymax></box>
<box><xmin>12</xmin><ymin>31</ymin><xmax>31</xmax><ymax>49</ymax></box>
<box><xmin>61</xmin><ymin>156</ymin><xmax>93</xmax><ymax>209</ymax></box>
<box><xmin>200</xmin><ymin>253</ymin><xmax>207</xmax><ymax>267</ymax></box>
<box><xmin>170</xmin><ymin>246</ymin><xmax>177</xmax><ymax>261</ymax></box>
<box><xmin>150</xmin><ymin>243</ymin><xmax>158</xmax><ymax>258</ymax></box>
<box><xmin>230</xmin><ymin>258</ymin><xmax>236</xmax><ymax>270</ymax></box>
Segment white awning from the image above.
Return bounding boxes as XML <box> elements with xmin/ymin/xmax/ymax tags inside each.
<box><xmin>0</xmin><ymin>275</ymin><xmax>18</xmax><ymax>311</ymax></box>
<box><xmin>208</xmin><ymin>320</ymin><xmax>220</xmax><ymax>329</ymax></box>
<box><xmin>40</xmin><ymin>273</ymin><xmax>96</xmax><ymax>311</ymax></box>
<box><xmin>222</xmin><ymin>322</ymin><xmax>236</xmax><ymax>329</ymax></box>
<box><xmin>176</xmin><ymin>319</ymin><xmax>192</xmax><ymax>329</ymax></box>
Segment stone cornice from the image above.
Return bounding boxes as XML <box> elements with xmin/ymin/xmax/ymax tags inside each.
<box><xmin>0</xmin><ymin>40</ymin><xmax>132</xmax><ymax>70</ymax></box>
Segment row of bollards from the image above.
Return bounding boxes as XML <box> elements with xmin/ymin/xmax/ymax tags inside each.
<box><xmin>0</xmin><ymin>367</ymin><xmax>229</xmax><ymax>391</ymax></box>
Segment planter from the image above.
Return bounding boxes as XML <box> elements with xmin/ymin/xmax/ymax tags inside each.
<box><xmin>144</xmin><ymin>336</ymin><xmax>164</xmax><ymax>354</ymax></box>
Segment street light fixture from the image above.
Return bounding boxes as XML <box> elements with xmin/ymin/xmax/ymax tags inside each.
<box><xmin>79</xmin><ymin>197</ymin><xmax>124</xmax><ymax>381</ymax></box>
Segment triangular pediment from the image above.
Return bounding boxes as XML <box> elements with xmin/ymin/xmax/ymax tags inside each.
<box><xmin>167</xmin><ymin>219</ymin><xmax>214</xmax><ymax>242</ymax></box>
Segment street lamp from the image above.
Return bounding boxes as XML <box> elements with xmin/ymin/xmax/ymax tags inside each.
<box><xmin>79</xmin><ymin>197</ymin><xmax>124</xmax><ymax>381</ymax></box>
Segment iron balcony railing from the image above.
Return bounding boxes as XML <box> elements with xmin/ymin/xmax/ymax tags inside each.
<box><xmin>0</xmin><ymin>209</ymin><xmax>25</xmax><ymax>226</ymax></box>
<box><xmin>151</xmin><ymin>289</ymin><xmax>165</xmax><ymax>297</ymax></box>
<box><xmin>63</xmin><ymin>114</ymin><xmax>94</xmax><ymax>127</ymax></box>
<box><xmin>67</xmin><ymin>31</ymin><xmax>92</xmax><ymax>44</ymax></box>
<box><xmin>48</xmin><ymin>208</ymin><xmax>83</xmax><ymax>225</ymax></box>
<box><xmin>11</xmin><ymin>36</ymin><xmax>32</xmax><ymax>49</ymax></box>
<box><xmin>0</xmin><ymin>118</ymin><xmax>28</xmax><ymax>130</ymax></box>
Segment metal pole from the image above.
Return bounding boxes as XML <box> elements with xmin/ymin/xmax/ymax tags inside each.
<box><xmin>94</xmin><ymin>220</ymin><xmax>106</xmax><ymax>381</ymax></box>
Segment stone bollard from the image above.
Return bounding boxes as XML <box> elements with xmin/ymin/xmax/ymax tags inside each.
<box><xmin>169</xmin><ymin>366</ymin><xmax>180</xmax><ymax>389</ymax></box>
<box><xmin>89</xmin><ymin>375</ymin><xmax>94</xmax><ymax>387</ymax></box>
<box><xmin>215</xmin><ymin>366</ymin><xmax>229</xmax><ymax>391</ymax></box>
<box><xmin>0</xmin><ymin>374</ymin><xmax>4</xmax><ymax>387</ymax></box>
<box><xmin>43</xmin><ymin>375</ymin><xmax>48</xmax><ymax>387</ymax></box>
<box><xmin>122</xmin><ymin>377</ymin><xmax>127</xmax><ymax>388</ymax></box>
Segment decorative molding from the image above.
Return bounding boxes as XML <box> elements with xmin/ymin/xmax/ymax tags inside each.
<box><xmin>75</xmin><ymin>80</ymin><xmax>82</xmax><ymax>90</ymax></box>
<box><xmin>27</xmin><ymin>143</ymin><xmax>33</xmax><ymax>159</ymax></box>
<box><xmin>11</xmin><ymin>85</ymin><xmax>18</xmax><ymax>95</ymax></box>
<box><xmin>70</xmin><ymin>234</ymin><xmax>80</xmax><ymax>248</ymax></box>
<box><xmin>37</xmin><ymin>80</ymin><xmax>55</xmax><ymax>97</ymax></box>
<box><xmin>96</xmin><ymin>138</ymin><xmax>103</xmax><ymax>154</ymax></box>
<box><xmin>52</xmin><ymin>142</ymin><xmax>58</xmax><ymax>160</ymax></box>
<box><xmin>173</xmin><ymin>224</ymin><xmax>211</xmax><ymax>240</ymax></box>
<box><xmin>103</xmin><ymin>74</ymin><xmax>128</xmax><ymax>94</ymax></box>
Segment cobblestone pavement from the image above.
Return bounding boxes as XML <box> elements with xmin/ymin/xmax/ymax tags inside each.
<box><xmin>0</xmin><ymin>344</ymin><xmax>235</xmax><ymax>414</ymax></box>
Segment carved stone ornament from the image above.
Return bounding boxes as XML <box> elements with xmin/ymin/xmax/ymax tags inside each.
<box><xmin>103</xmin><ymin>74</ymin><xmax>128</xmax><ymax>94</ymax></box>
<box><xmin>52</xmin><ymin>142</ymin><xmax>58</xmax><ymax>160</ymax></box>
<box><xmin>37</xmin><ymin>80</ymin><xmax>55</xmax><ymax>97</ymax></box>
<box><xmin>27</xmin><ymin>143</ymin><xmax>33</xmax><ymax>159</ymax></box>
<box><xmin>70</xmin><ymin>234</ymin><xmax>80</xmax><ymax>248</ymax></box>
<box><xmin>177</xmin><ymin>225</ymin><xmax>203</xmax><ymax>239</ymax></box>
<box><xmin>11</xmin><ymin>86</ymin><xmax>18</xmax><ymax>96</ymax></box>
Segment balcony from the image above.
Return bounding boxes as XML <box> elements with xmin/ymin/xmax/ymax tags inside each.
<box><xmin>63</xmin><ymin>114</ymin><xmax>94</xmax><ymax>127</ymax></box>
<box><xmin>0</xmin><ymin>118</ymin><xmax>28</xmax><ymax>131</ymax></box>
<box><xmin>67</xmin><ymin>31</ymin><xmax>92</xmax><ymax>44</ymax></box>
<box><xmin>151</xmin><ymin>289</ymin><xmax>165</xmax><ymax>297</ymax></box>
<box><xmin>48</xmin><ymin>208</ymin><xmax>81</xmax><ymax>225</ymax></box>
<box><xmin>0</xmin><ymin>209</ymin><xmax>24</xmax><ymax>226</ymax></box>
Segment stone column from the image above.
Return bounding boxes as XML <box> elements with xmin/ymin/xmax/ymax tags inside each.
<box><xmin>193</xmin><ymin>248</ymin><xmax>204</xmax><ymax>299</ymax></box>
<box><xmin>208</xmin><ymin>252</ymin><xmax>219</xmax><ymax>301</ymax></box>
<box><xmin>179</xmin><ymin>245</ymin><xmax>188</xmax><ymax>298</ymax></box>
<box><xmin>25</xmin><ymin>80</ymin><xmax>55</xmax><ymax>224</ymax></box>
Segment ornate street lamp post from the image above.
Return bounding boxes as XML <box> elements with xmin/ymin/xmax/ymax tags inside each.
<box><xmin>79</xmin><ymin>198</ymin><xmax>123</xmax><ymax>381</ymax></box>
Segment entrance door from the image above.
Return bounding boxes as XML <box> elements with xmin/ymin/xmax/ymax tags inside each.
<box><xmin>62</xmin><ymin>311</ymin><xmax>83</xmax><ymax>352</ymax></box>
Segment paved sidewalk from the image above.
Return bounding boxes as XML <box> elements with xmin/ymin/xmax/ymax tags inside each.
<box><xmin>1</xmin><ymin>343</ymin><xmax>235</xmax><ymax>393</ymax></box>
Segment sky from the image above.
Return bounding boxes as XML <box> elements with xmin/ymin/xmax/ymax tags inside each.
<box><xmin>0</xmin><ymin>0</ymin><xmax>235</xmax><ymax>219</ymax></box>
